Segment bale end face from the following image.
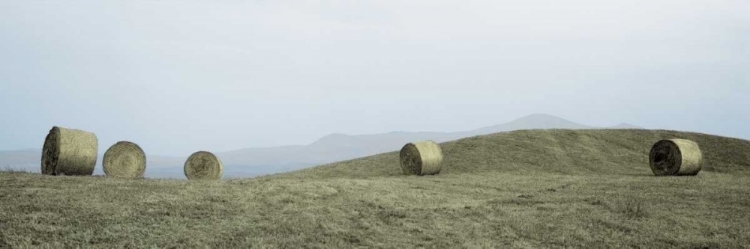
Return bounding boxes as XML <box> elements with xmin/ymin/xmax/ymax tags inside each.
<box><xmin>103</xmin><ymin>141</ymin><xmax>147</xmax><ymax>179</ymax></box>
<box><xmin>184</xmin><ymin>151</ymin><xmax>224</xmax><ymax>180</ymax></box>
<box><xmin>41</xmin><ymin>127</ymin><xmax>62</xmax><ymax>175</ymax></box>
<box><xmin>400</xmin><ymin>143</ymin><xmax>423</xmax><ymax>175</ymax></box>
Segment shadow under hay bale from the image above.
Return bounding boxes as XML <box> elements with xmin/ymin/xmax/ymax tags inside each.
<box><xmin>41</xmin><ymin>126</ymin><xmax>98</xmax><ymax>176</ymax></box>
<box><xmin>103</xmin><ymin>141</ymin><xmax>146</xmax><ymax>179</ymax></box>
<box><xmin>649</xmin><ymin>139</ymin><xmax>703</xmax><ymax>176</ymax></box>
<box><xmin>184</xmin><ymin>151</ymin><xmax>224</xmax><ymax>180</ymax></box>
<box><xmin>399</xmin><ymin>140</ymin><xmax>443</xmax><ymax>176</ymax></box>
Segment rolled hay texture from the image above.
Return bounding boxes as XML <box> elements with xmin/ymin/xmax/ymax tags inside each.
<box><xmin>399</xmin><ymin>140</ymin><xmax>444</xmax><ymax>176</ymax></box>
<box><xmin>649</xmin><ymin>139</ymin><xmax>703</xmax><ymax>176</ymax></box>
<box><xmin>41</xmin><ymin>126</ymin><xmax>98</xmax><ymax>176</ymax></box>
<box><xmin>103</xmin><ymin>141</ymin><xmax>146</xmax><ymax>179</ymax></box>
<box><xmin>184</xmin><ymin>151</ymin><xmax>224</xmax><ymax>180</ymax></box>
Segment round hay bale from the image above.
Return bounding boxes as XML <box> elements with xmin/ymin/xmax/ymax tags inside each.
<box><xmin>649</xmin><ymin>139</ymin><xmax>703</xmax><ymax>176</ymax></box>
<box><xmin>399</xmin><ymin>140</ymin><xmax>443</xmax><ymax>176</ymax></box>
<box><xmin>103</xmin><ymin>141</ymin><xmax>146</xmax><ymax>179</ymax></box>
<box><xmin>184</xmin><ymin>151</ymin><xmax>223</xmax><ymax>180</ymax></box>
<box><xmin>41</xmin><ymin>126</ymin><xmax>98</xmax><ymax>176</ymax></box>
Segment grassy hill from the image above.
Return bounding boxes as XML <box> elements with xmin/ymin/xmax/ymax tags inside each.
<box><xmin>1</xmin><ymin>129</ymin><xmax>749</xmax><ymax>248</ymax></box>
<box><xmin>285</xmin><ymin>129</ymin><xmax>750</xmax><ymax>179</ymax></box>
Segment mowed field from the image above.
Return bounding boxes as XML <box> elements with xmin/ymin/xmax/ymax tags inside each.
<box><xmin>1</xmin><ymin>129</ymin><xmax>750</xmax><ymax>248</ymax></box>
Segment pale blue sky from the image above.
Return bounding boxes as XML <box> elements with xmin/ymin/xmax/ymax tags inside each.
<box><xmin>1</xmin><ymin>0</ymin><xmax>748</xmax><ymax>156</ymax></box>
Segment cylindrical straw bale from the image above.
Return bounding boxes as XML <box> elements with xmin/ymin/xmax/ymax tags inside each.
<box><xmin>399</xmin><ymin>141</ymin><xmax>443</xmax><ymax>176</ymax></box>
<box><xmin>184</xmin><ymin>151</ymin><xmax>223</xmax><ymax>180</ymax></box>
<box><xmin>41</xmin><ymin>126</ymin><xmax>98</xmax><ymax>176</ymax></box>
<box><xmin>649</xmin><ymin>139</ymin><xmax>703</xmax><ymax>176</ymax></box>
<box><xmin>103</xmin><ymin>141</ymin><xmax>146</xmax><ymax>179</ymax></box>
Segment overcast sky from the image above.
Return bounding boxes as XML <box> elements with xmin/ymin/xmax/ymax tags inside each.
<box><xmin>0</xmin><ymin>0</ymin><xmax>748</xmax><ymax>156</ymax></box>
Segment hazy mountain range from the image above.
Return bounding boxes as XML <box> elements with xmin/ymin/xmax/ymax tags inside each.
<box><xmin>1</xmin><ymin>114</ymin><xmax>641</xmax><ymax>178</ymax></box>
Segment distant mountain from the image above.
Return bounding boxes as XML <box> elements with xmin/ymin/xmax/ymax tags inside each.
<box><xmin>0</xmin><ymin>114</ymin><xmax>642</xmax><ymax>178</ymax></box>
<box><xmin>209</xmin><ymin>114</ymin><xmax>641</xmax><ymax>178</ymax></box>
<box><xmin>607</xmin><ymin>123</ymin><xmax>643</xmax><ymax>129</ymax></box>
<box><xmin>464</xmin><ymin>113</ymin><xmax>595</xmax><ymax>135</ymax></box>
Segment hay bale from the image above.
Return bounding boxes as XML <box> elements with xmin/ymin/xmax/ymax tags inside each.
<box><xmin>649</xmin><ymin>139</ymin><xmax>703</xmax><ymax>176</ymax></box>
<box><xmin>103</xmin><ymin>141</ymin><xmax>146</xmax><ymax>179</ymax></box>
<box><xmin>399</xmin><ymin>140</ymin><xmax>443</xmax><ymax>176</ymax></box>
<box><xmin>184</xmin><ymin>151</ymin><xmax>223</xmax><ymax>180</ymax></box>
<box><xmin>41</xmin><ymin>126</ymin><xmax>98</xmax><ymax>176</ymax></box>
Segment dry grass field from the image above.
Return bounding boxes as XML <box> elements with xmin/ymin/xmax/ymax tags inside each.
<box><xmin>2</xmin><ymin>129</ymin><xmax>750</xmax><ymax>248</ymax></box>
